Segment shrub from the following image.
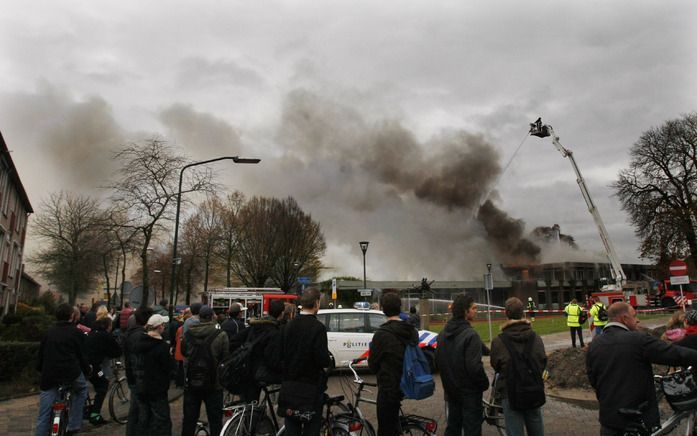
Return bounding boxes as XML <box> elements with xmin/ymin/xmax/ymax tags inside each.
<box><xmin>0</xmin><ymin>341</ymin><xmax>40</xmax><ymax>383</ymax></box>
<box><xmin>1</xmin><ymin>312</ymin><xmax>22</xmax><ymax>326</ymax></box>
<box><xmin>16</xmin><ymin>302</ymin><xmax>43</xmax><ymax>316</ymax></box>
<box><xmin>0</xmin><ymin>314</ymin><xmax>54</xmax><ymax>342</ymax></box>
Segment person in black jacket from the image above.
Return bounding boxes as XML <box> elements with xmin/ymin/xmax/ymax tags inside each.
<box><xmin>368</xmin><ymin>292</ymin><xmax>418</xmax><ymax>436</ymax></box>
<box><xmin>436</xmin><ymin>293</ymin><xmax>489</xmax><ymax>436</ymax></box>
<box><xmin>85</xmin><ymin>316</ymin><xmax>122</xmax><ymax>425</ymax></box>
<box><xmin>35</xmin><ymin>303</ymin><xmax>91</xmax><ymax>436</ymax></box>
<box><xmin>133</xmin><ymin>313</ymin><xmax>175</xmax><ymax>435</ymax></box>
<box><xmin>232</xmin><ymin>298</ymin><xmax>285</xmax><ymax>402</ymax></box>
<box><xmin>124</xmin><ymin>306</ymin><xmax>153</xmax><ymax>436</ymax></box>
<box><xmin>587</xmin><ymin>302</ymin><xmax>697</xmax><ymax>434</ymax></box>
<box><xmin>221</xmin><ymin>302</ymin><xmax>247</xmax><ymax>341</ymax></box>
<box><xmin>279</xmin><ymin>288</ymin><xmax>331</xmax><ymax>436</ymax></box>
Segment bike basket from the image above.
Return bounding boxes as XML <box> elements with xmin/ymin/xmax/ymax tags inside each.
<box><xmin>661</xmin><ymin>370</ymin><xmax>697</xmax><ymax>411</ymax></box>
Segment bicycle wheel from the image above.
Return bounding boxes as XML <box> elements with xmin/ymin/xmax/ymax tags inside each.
<box><xmin>222</xmin><ymin>412</ymin><xmax>251</xmax><ymax>436</ymax></box>
<box><xmin>108</xmin><ymin>377</ymin><xmax>131</xmax><ymax>424</ymax></box>
<box><xmin>400</xmin><ymin>423</ymin><xmax>429</xmax><ymax>436</ymax></box>
<box><xmin>329</xmin><ymin>426</ymin><xmax>351</xmax><ymax>436</ymax></box>
<box><xmin>255</xmin><ymin>414</ymin><xmax>277</xmax><ymax>436</ymax></box>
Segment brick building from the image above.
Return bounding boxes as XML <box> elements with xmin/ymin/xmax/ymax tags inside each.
<box><xmin>0</xmin><ymin>131</ymin><xmax>33</xmax><ymax>315</ymax></box>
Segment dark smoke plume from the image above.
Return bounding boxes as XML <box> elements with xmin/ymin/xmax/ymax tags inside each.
<box><xmin>277</xmin><ymin>89</ymin><xmax>541</xmax><ymax>266</ymax></box>
<box><xmin>478</xmin><ymin>200</ymin><xmax>541</xmax><ymax>263</ymax></box>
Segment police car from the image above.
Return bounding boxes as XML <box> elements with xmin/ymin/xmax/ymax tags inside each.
<box><xmin>316</xmin><ymin>308</ymin><xmax>438</xmax><ymax>370</ymax></box>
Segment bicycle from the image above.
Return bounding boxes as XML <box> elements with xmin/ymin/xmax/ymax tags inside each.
<box><xmin>221</xmin><ymin>384</ymin><xmax>282</xmax><ymax>436</ymax></box>
<box><xmin>620</xmin><ymin>368</ymin><xmax>697</xmax><ymax>435</ymax></box>
<box><xmin>107</xmin><ymin>360</ymin><xmax>130</xmax><ymax>424</ymax></box>
<box><xmin>50</xmin><ymin>384</ymin><xmax>73</xmax><ymax>436</ymax></box>
<box><xmin>342</xmin><ymin>358</ymin><xmax>437</xmax><ymax>436</ymax></box>
<box><xmin>482</xmin><ymin>373</ymin><xmax>506</xmax><ymax>436</ymax></box>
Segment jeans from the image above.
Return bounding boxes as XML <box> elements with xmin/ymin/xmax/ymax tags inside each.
<box><xmin>445</xmin><ymin>391</ymin><xmax>483</xmax><ymax>436</ymax></box>
<box><xmin>182</xmin><ymin>388</ymin><xmax>223</xmax><ymax>436</ymax></box>
<box><xmin>570</xmin><ymin>327</ymin><xmax>584</xmax><ymax>347</ymax></box>
<box><xmin>136</xmin><ymin>393</ymin><xmax>172</xmax><ymax>436</ymax></box>
<box><xmin>376</xmin><ymin>390</ymin><xmax>401</xmax><ymax>436</ymax></box>
<box><xmin>35</xmin><ymin>372</ymin><xmax>88</xmax><ymax>436</ymax></box>
<box><xmin>502</xmin><ymin>398</ymin><xmax>544</xmax><ymax>436</ymax></box>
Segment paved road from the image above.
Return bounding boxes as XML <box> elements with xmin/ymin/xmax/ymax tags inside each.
<box><xmin>0</xmin><ymin>317</ymin><xmax>671</xmax><ymax>436</ymax></box>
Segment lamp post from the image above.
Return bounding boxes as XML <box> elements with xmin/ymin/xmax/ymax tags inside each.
<box><xmin>359</xmin><ymin>241</ymin><xmax>369</xmax><ymax>300</ymax></box>
<box><xmin>169</xmin><ymin>156</ymin><xmax>260</xmax><ymax>318</ymax></box>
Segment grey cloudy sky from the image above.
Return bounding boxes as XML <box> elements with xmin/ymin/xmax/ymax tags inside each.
<box><xmin>1</xmin><ymin>0</ymin><xmax>695</xmax><ymax>282</ymax></box>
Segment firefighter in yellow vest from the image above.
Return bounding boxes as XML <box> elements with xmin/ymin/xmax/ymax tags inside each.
<box><xmin>564</xmin><ymin>298</ymin><xmax>585</xmax><ymax>348</ymax></box>
<box><xmin>589</xmin><ymin>297</ymin><xmax>608</xmax><ymax>336</ymax></box>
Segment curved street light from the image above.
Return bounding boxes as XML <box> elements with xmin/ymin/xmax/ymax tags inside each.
<box><xmin>169</xmin><ymin>156</ymin><xmax>260</xmax><ymax>318</ymax></box>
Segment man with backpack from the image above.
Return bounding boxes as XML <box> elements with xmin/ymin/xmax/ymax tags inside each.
<box><xmin>564</xmin><ymin>298</ymin><xmax>586</xmax><ymax>348</ymax></box>
<box><xmin>436</xmin><ymin>293</ymin><xmax>489</xmax><ymax>436</ymax></box>
<box><xmin>222</xmin><ymin>299</ymin><xmax>285</xmax><ymax>402</ymax></box>
<box><xmin>490</xmin><ymin>297</ymin><xmax>546</xmax><ymax>436</ymax></box>
<box><xmin>589</xmin><ymin>297</ymin><xmax>608</xmax><ymax>336</ymax></box>
<box><xmin>182</xmin><ymin>305</ymin><xmax>229</xmax><ymax>436</ymax></box>
<box><xmin>369</xmin><ymin>292</ymin><xmax>420</xmax><ymax>436</ymax></box>
<box><xmin>124</xmin><ymin>306</ymin><xmax>154</xmax><ymax>436</ymax></box>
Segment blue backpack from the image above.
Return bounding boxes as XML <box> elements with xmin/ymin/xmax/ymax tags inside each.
<box><xmin>400</xmin><ymin>344</ymin><xmax>435</xmax><ymax>400</ymax></box>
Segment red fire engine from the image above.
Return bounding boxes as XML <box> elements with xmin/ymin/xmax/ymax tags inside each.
<box><xmin>206</xmin><ymin>287</ymin><xmax>297</xmax><ymax>321</ymax></box>
<box><xmin>656</xmin><ymin>279</ymin><xmax>697</xmax><ymax>308</ymax></box>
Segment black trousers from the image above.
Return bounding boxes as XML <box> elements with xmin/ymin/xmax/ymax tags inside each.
<box><xmin>570</xmin><ymin>326</ymin><xmax>584</xmax><ymax>347</ymax></box>
<box><xmin>376</xmin><ymin>390</ymin><xmax>401</xmax><ymax>436</ymax></box>
<box><xmin>181</xmin><ymin>388</ymin><xmax>223</xmax><ymax>436</ymax></box>
<box><xmin>88</xmin><ymin>373</ymin><xmax>109</xmax><ymax>416</ymax></box>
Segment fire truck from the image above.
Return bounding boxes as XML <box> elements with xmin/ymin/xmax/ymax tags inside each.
<box><xmin>531</xmin><ymin>119</ymin><xmax>642</xmax><ymax>306</ymax></box>
<box><xmin>656</xmin><ymin>279</ymin><xmax>697</xmax><ymax>308</ymax></box>
<box><xmin>206</xmin><ymin>287</ymin><xmax>297</xmax><ymax>322</ymax></box>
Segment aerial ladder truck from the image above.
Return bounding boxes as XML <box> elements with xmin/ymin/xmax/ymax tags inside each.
<box><xmin>529</xmin><ymin>119</ymin><xmax>649</xmax><ymax>307</ymax></box>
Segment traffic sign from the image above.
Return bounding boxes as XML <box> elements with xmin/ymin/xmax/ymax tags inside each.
<box><xmin>298</xmin><ymin>276</ymin><xmax>312</xmax><ymax>285</ymax></box>
<box><xmin>670</xmin><ymin>260</ymin><xmax>689</xmax><ymax>276</ymax></box>
<box><xmin>359</xmin><ymin>289</ymin><xmax>372</xmax><ymax>297</ymax></box>
<box><xmin>331</xmin><ymin>278</ymin><xmax>337</xmax><ymax>300</ymax></box>
<box><xmin>483</xmin><ymin>273</ymin><xmax>493</xmax><ymax>291</ymax></box>
<box><xmin>671</xmin><ymin>275</ymin><xmax>690</xmax><ymax>286</ymax></box>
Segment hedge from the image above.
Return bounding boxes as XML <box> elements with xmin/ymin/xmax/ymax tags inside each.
<box><xmin>0</xmin><ymin>341</ymin><xmax>40</xmax><ymax>382</ymax></box>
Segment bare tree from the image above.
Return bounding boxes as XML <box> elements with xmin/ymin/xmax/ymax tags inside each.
<box><xmin>109</xmin><ymin>139</ymin><xmax>210</xmax><ymax>305</ymax></box>
<box><xmin>179</xmin><ymin>214</ymin><xmax>204</xmax><ymax>304</ymax></box>
<box><xmin>197</xmin><ymin>195</ymin><xmax>224</xmax><ymax>293</ymax></box>
<box><xmin>614</xmin><ymin>113</ymin><xmax>697</xmax><ymax>270</ymax></box>
<box><xmin>233</xmin><ymin>196</ymin><xmax>325</xmax><ymax>290</ymax></box>
<box><xmin>106</xmin><ymin>210</ymin><xmax>142</xmax><ymax>306</ymax></box>
<box><xmin>31</xmin><ymin>192</ymin><xmax>105</xmax><ymax>305</ymax></box>
<box><xmin>214</xmin><ymin>192</ymin><xmax>245</xmax><ymax>286</ymax></box>
<box><xmin>268</xmin><ymin>197</ymin><xmax>326</xmax><ymax>292</ymax></box>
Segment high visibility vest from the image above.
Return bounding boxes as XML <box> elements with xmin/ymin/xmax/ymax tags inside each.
<box><xmin>590</xmin><ymin>302</ymin><xmax>608</xmax><ymax>326</ymax></box>
<box><xmin>565</xmin><ymin>304</ymin><xmax>582</xmax><ymax>327</ymax></box>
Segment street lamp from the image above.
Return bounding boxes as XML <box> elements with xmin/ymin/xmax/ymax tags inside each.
<box><xmin>359</xmin><ymin>241</ymin><xmax>369</xmax><ymax>294</ymax></box>
<box><xmin>169</xmin><ymin>156</ymin><xmax>261</xmax><ymax>318</ymax></box>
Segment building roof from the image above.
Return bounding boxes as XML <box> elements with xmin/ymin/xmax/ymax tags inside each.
<box><xmin>0</xmin><ymin>130</ymin><xmax>34</xmax><ymax>213</ymax></box>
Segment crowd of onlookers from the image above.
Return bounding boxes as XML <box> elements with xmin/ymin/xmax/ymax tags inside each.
<box><xmin>34</xmin><ymin>289</ymin><xmax>697</xmax><ymax>436</ymax></box>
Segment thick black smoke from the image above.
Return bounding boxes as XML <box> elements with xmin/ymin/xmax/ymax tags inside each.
<box><xmin>278</xmin><ymin>89</ymin><xmax>541</xmax><ymax>265</ymax></box>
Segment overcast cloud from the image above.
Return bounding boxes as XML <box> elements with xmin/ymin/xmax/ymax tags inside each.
<box><xmin>1</xmin><ymin>0</ymin><xmax>695</xmax><ymax>282</ymax></box>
